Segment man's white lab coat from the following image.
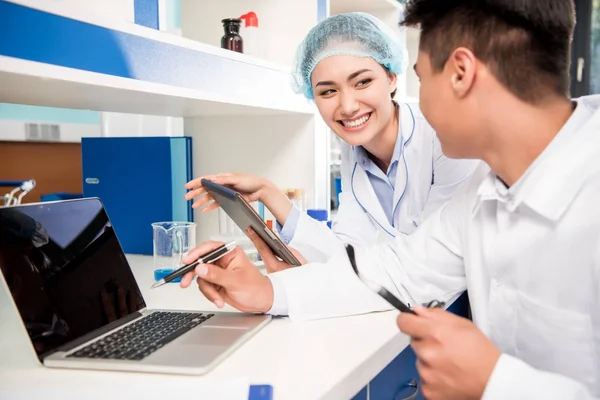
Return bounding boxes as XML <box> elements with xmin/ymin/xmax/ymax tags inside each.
<box><xmin>267</xmin><ymin>95</ymin><xmax>600</xmax><ymax>399</ymax></box>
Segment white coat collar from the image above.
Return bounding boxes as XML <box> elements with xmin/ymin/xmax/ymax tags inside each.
<box><xmin>350</xmin><ymin>103</ymin><xmax>415</xmax><ymax>236</ymax></box>
<box><xmin>475</xmin><ymin>100</ymin><xmax>599</xmax><ymax>221</ymax></box>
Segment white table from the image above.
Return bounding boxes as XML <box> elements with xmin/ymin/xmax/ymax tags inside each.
<box><xmin>0</xmin><ymin>254</ymin><xmax>410</xmax><ymax>400</ymax></box>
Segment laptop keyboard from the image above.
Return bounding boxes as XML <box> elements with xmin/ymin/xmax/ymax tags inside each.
<box><xmin>67</xmin><ymin>311</ymin><xmax>214</xmax><ymax>361</ymax></box>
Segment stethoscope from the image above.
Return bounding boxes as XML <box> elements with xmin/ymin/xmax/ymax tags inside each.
<box><xmin>351</xmin><ymin>103</ymin><xmax>416</xmax><ymax>238</ymax></box>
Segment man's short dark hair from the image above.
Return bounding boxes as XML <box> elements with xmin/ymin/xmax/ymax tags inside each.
<box><xmin>401</xmin><ymin>0</ymin><xmax>575</xmax><ymax>103</ymax></box>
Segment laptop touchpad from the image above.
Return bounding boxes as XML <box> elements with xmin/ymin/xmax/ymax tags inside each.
<box><xmin>180</xmin><ymin>327</ymin><xmax>247</xmax><ymax>346</ymax></box>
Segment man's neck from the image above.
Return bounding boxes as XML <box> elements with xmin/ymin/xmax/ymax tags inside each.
<box><xmin>364</xmin><ymin>103</ymin><xmax>399</xmax><ymax>172</ymax></box>
<box><xmin>480</xmin><ymin>96</ymin><xmax>574</xmax><ymax>187</ymax></box>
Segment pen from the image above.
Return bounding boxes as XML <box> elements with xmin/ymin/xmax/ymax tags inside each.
<box><xmin>150</xmin><ymin>241</ymin><xmax>237</xmax><ymax>289</ymax></box>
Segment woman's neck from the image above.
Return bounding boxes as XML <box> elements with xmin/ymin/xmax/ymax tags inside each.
<box><xmin>363</xmin><ymin>102</ymin><xmax>399</xmax><ymax>172</ymax></box>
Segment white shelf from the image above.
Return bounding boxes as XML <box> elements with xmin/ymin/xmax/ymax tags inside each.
<box><xmin>330</xmin><ymin>0</ymin><xmax>403</xmax><ymax>15</ymax></box>
<box><xmin>0</xmin><ymin>56</ymin><xmax>314</xmax><ymax>117</ymax></box>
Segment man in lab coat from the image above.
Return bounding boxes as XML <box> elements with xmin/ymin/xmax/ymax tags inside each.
<box><xmin>181</xmin><ymin>0</ymin><xmax>600</xmax><ymax>398</ymax></box>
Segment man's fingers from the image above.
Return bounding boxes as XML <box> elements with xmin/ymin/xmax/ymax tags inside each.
<box><xmin>195</xmin><ymin>263</ymin><xmax>231</xmax><ymax>288</ymax></box>
<box><xmin>211</xmin><ymin>246</ymin><xmax>244</xmax><ymax>269</ymax></box>
<box><xmin>180</xmin><ymin>270</ymin><xmax>196</xmax><ymax>288</ymax></box>
<box><xmin>197</xmin><ymin>278</ymin><xmax>225</xmax><ymax>308</ymax></box>
<box><xmin>397</xmin><ymin>311</ymin><xmax>433</xmax><ymax>339</ymax></box>
<box><xmin>182</xmin><ymin>241</ymin><xmax>226</xmax><ymax>264</ymax></box>
<box><xmin>415</xmin><ymin>305</ymin><xmax>459</xmax><ymax>325</ymax></box>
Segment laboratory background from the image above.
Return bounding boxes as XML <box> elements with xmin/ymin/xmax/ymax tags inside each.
<box><xmin>0</xmin><ymin>0</ymin><xmax>599</xmax><ymax>399</ymax></box>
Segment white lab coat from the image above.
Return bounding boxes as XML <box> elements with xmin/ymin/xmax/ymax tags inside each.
<box><xmin>288</xmin><ymin>102</ymin><xmax>479</xmax><ymax>262</ymax></box>
<box><xmin>268</xmin><ymin>95</ymin><xmax>600</xmax><ymax>399</ymax></box>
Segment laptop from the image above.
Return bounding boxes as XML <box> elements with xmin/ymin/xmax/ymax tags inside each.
<box><xmin>0</xmin><ymin>198</ymin><xmax>271</xmax><ymax>375</ymax></box>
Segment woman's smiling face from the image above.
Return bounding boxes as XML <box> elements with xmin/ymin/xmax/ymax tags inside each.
<box><xmin>311</xmin><ymin>54</ymin><xmax>397</xmax><ymax>147</ymax></box>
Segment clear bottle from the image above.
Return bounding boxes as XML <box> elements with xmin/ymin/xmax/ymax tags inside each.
<box><xmin>239</xmin><ymin>11</ymin><xmax>265</xmax><ymax>59</ymax></box>
<box><xmin>221</xmin><ymin>18</ymin><xmax>243</xmax><ymax>53</ymax></box>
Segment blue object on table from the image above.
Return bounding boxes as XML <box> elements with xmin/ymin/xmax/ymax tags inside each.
<box><xmin>82</xmin><ymin>137</ymin><xmax>193</xmax><ymax>255</ymax></box>
<box><xmin>307</xmin><ymin>208</ymin><xmax>328</xmax><ymax>222</ymax></box>
<box><xmin>327</xmin><ymin>220</ymin><xmax>332</xmax><ymax>229</ymax></box>
<box><xmin>153</xmin><ymin>268</ymin><xmax>182</xmax><ymax>283</ymax></box>
<box><xmin>248</xmin><ymin>385</ymin><xmax>273</xmax><ymax>400</ymax></box>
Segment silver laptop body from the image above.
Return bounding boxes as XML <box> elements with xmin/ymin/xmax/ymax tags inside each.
<box><xmin>0</xmin><ymin>198</ymin><xmax>270</xmax><ymax>375</ymax></box>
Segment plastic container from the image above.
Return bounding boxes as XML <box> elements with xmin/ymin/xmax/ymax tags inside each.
<box><xmin>221</xmin><ymin>18</ymin><xmax>243</xmax><ymax>53</ymax></box>
<box><xmin>239</xmin><ymin>11</ymin><xmax>265</xmax><ymax>59</ymax></box>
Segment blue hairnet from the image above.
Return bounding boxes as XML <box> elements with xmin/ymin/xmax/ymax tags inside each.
<box><xmin>292</xmin><ymin>12</ymin><xmax>408</xmax><ymax>100</ymax></box>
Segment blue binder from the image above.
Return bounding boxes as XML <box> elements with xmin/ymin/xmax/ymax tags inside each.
<box><xmin>82</xmin><ymin>136</ymin><xmax>193</xmax><ymax>255</ymax></box>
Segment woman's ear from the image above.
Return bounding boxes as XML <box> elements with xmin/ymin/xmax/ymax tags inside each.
<box><xmin>387</xmin><ymin>71</ymin><xmax>398</xmax><ymax>99</ymax></box>
<box><xmin>387</xmin><ymin>70</ymin><xmax>397</xmax><ymax>92</ymax></box>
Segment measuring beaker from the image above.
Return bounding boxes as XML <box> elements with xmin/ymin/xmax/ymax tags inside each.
<box><xmin>151</xmin><ymin>222</ymin><xmax>196</xmax><ymax>281</ymax></box>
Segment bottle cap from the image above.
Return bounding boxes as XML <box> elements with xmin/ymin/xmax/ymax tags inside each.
<box><xmin>240</xmin><ymin>12</ymin><xmax>259</xmax><ymax>28</ymax></box>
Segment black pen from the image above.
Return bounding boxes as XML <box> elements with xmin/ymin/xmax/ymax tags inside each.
<box><xmin>150</xmin><ymin>241</ymin><xmax>237</xmax><ymax>289</ymax></box>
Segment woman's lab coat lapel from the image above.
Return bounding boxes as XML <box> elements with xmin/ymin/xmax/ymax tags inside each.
<box><xmin>350</xmin><ymin>104</ymin><xmax>415</xmax><ymax>238</ymax></box>
<box><xmin>390</xmin><ymin>103</ymin><xmax>415</xmax><ymax>223</ymax></box>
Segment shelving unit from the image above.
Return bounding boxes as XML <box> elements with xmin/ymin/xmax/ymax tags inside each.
<box><xmin>0</xmin><ymin>1</ymin><xmax>314</xmax><ymax>117</ymax></box>
<box><xmin>330</xmin><ymin>0</ymin><xmax>403</xmax><ymax>16</ymax></box>
<box><xmin>0</xmin><ymin>0</ymin><xmax>330</xmax><ymax>242</ymax></box>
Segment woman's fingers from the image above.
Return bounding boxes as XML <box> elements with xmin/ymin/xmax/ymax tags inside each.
<box><xmin>184</xmin><ymin>186</ymin><xmax>207</xmax><ymax>201</ymax></box>
<box><xmin>191</xmin><ymin>194</ymin><xmax>216</xmax><ymax>209</ymax></box>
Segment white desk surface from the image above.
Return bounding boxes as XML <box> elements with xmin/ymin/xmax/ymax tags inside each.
<box><xmin>0</xmin><ymin>254</ymin><xmax>409</xmax><ymax>400</ymax></box>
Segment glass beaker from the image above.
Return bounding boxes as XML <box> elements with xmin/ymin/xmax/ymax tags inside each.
<box><xmin>151</xmin><ymin>222</ymin><xmax>196</xmax><ymax>282</ymax></box>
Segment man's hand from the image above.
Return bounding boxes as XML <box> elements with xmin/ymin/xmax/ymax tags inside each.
<box><xmin>180</xmin><ymin>242</ymin><xmax>274</xmax><ymax>313</ymax></box>
<box><xmin>246</xmin><ymin>228</ymin><xmax>306</xmax><ymax>273</ymax></box>
<box><xmin>397</xmin><ymin>307</ymin><xmax>501</xmax><ymax>400</ymax></box>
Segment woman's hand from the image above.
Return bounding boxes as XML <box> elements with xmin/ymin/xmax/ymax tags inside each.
<box><xmin>184</xmin><ymin>173</ymin><xmax>272</xmax><ymax>212</ymax></box>
<box><xmin>184</xmin><ymin>173</ymin><xmax>294</xmax><ymax>225</ymax></box>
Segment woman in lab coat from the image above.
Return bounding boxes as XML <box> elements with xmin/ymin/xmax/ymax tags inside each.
<box><xmin>185</xmin><ymin>12</ymin><xmax>479</xmax><ymax>265</ymax></box>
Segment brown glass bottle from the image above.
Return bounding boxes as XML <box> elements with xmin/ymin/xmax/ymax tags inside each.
<box><xmin>221</xmin><ymin>18</ymin><xmax>243</xmax><ymax>53</ymax></box>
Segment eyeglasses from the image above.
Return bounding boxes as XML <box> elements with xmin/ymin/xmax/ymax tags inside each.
<box><xmin>345</xmin><ymin>244</ymin><xmax>444</xmax><ymax>314</ymax></box>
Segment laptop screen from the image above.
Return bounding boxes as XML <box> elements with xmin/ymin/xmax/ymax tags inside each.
<box><xmin>0</xmin><ymin>198</ymin><xmax>145</xmax><ymax>359</ymax></box>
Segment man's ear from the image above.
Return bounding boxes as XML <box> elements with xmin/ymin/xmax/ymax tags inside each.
<box><xmin>447</xmin><ymin>47</ymin><xmax>476</xmax><ymax>98</ymax></box>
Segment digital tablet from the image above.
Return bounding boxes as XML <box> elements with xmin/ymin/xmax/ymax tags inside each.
<box><xmin>201</xmin><ymin>179</ymin><xmax>302</xmax><ymax>267</ymax></box>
